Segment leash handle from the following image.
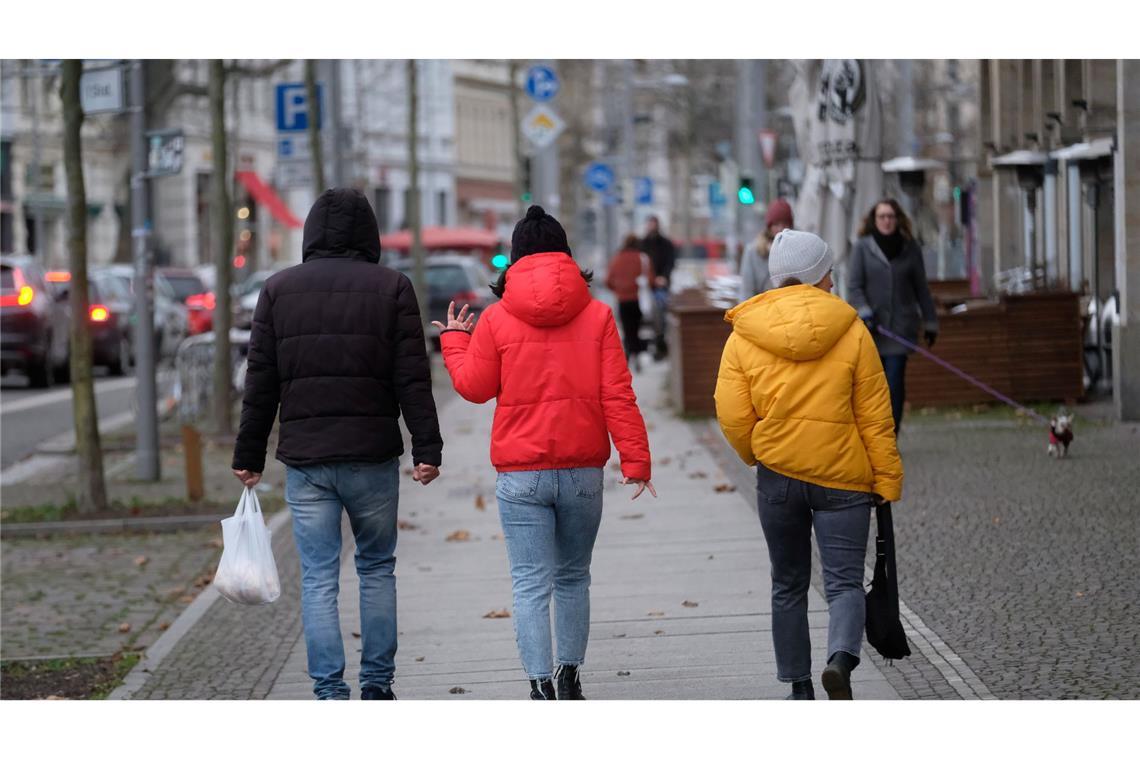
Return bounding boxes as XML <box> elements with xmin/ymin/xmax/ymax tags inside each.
<box><xmin>874</xmin><ymin>324</ymin><xmax>1051</xmax><ymax>426</ymax></box>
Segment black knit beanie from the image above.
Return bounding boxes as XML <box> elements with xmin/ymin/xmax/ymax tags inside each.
<box><xmin>510</xmin><ymin>205</ymin><xmax>572</xmax><ymax>263</ymax></box>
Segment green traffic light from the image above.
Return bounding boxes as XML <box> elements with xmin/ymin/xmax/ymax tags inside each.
<box><xmin>491</xmin><ymin>253</ymin><xmax>510</xmax><ymax>270</ymax></box>
<box><xmin>953</xmin><ymin>186</ymin><xmax>962</xmax><ymax>200</ymax></box>
<box><xmin>738</xmin><ymin>186</ymin><xmax>755</xmax><ymax>205</ymax></box>
<box><xmin>521</xmin><ymin>192</ymin><xmax>532</xmax><ymax>203</ymax></box>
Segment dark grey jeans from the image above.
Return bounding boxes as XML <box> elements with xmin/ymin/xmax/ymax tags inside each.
<box><xmin>755</xmin><ymin>463</ymin><xmax>872</xmax><ymax>683</ymax></box>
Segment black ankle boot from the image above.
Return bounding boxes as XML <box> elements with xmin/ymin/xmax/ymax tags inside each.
<box><xmin>555</xmin><ymin>664</ymin><xmax>585</xmax><ymax>700</ymax></box>
<box><xmin>821</xmin><ymin>652</ymin><xmax>859</xmax><ymax>700</ymax></box>
<box><xmin>529</xmin><ymin>678</ymin><xmax>556</xmax><ymax>700</ymax></box>
<box><xmin>787</xmin><ymin>679</ymin><xmax>815</xmax><ymax>700</ymax></box>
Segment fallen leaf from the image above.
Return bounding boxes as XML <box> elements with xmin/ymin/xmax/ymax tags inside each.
<box><xmin>402</xmin><ymin>468</ymin><xmax>414</xmax><ymax>477</ymax></box>
<box><xmin>134</xmin><ymin>555</ymin><xmax>149</xmax><ymax>567</ymax></box>
<box><xmin>617</xmin><ymin>671</ymin><xmax>631</xmax><ymax>677</ymax></box>
<box><xmin>179</xmin><ymin>595</ymin><xmax>195</xmax><ymax>604</ymax></box>
<box><xmin>713</xmin><ymin>483</ymin><xmax>736</xmax><ymax>493</ymax></box>
<box><xmin>681</xmin><ymin>600</ymin><xmax>699</xmax><ymax>608</ymax></box>
<box><xmin>490</xmin><ymin>533</ymin><xmax>503</xmax><ymax>541</ymax></box>
<box><xmin>165</xmin><ymin>586</ymin><xmax>186</xmax><ymax>598</ymax></box>
<box><xmin>657</xmin><ymin>457</ymin><xmax>673</xmax><ymax>466</ymax></box>
<box><xmin>446</xmin><ymin>530</ymin><xmax>471</xmax><ymax>542</ymax></box>
<box><xmin>1075</xmin><ymin>591</ymin><xmax>1085</xmax><ymax>598</ymax></box>
<box><xmin>351</xmin><ymin>632</ymin><xmax>361</xmax><ymax>638</ymax></box>
<box><xmin>707</xmin><ymin>555</ymin><xmax>714</xmax><ymax>560</ymax></box>
<box><xmin>688</xmin><ymin>471</ymin><xmax>708</xmax><ymax>479</ymax></box>
<box><xmin>397</xmin><ymin>520</ymin><xmax>419</xmax><ymax>531</ymax></box>
<box><xmin>474</xmin><ymin>495</ymin><xmax>486</xmax><ymax>511</ymax></box>
<box><xmin>44</xmin><ymin>695</ymin><xmax>67</xmax><ymax>700</ymax></box>
<box><xmin>647</xmin><ymin>610</ymin><xmax>665</xmax><ymax>617</ymax></box>
<box><xmin>119</xmin><ymin>622</ymin><xmax>132</xmax><ymax>633</ymax></box>
<box><xmin>415</xmin><ymin>656</ymin><xmax>425</xmax><ymax>662</ymax></box>
<box><xmin>449</xmin><ymin>686</ymin><xmax>467</xmax><ymax>694</ymax></box>
<box><xmin>192</xmin><ymin>574</ymin><xmax>212</xmax><ymax>588</ymax></box>
<box><xmin>158</xmin><ymin>621</ymin><xmax>171</xmax><ymax>631</ymax></box>
<box><xmin>206</xmin><ymin>537</ymin><xmax>224</xmax><ymax>549</ymax></box>
<box><xmin>620</xmin><ymin>513</ymin><xmax>645</xmax><ymax>520</ymax></box>
<box><xmin>483</xmin><ymin>609</ymin><xmax>511</xmax><ymax>619</ymax></box>
<box><xmin>992</xmin><ymin>517</ymin><xmax>1001</xmax><ymax>525</ymax></box>
<box><xmin>654</xmin><ymin>630</ymin><xmax>664</xmax><ymax>635</ymax></box>
<box><xmin>609</xmin><ymin>462</ymin><xmax>622</xmax><ymax>472</ymax></box>
<box><xmin>613</xmin><ymin>633</ymin><xmax>627</xmax><ymax>638</ymax></box>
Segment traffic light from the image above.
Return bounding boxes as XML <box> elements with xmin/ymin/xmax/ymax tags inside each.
<box><xmin>737</xmin><ymin>176</ymin><xmax>755</xmax><ymax>205</ymax></box>
<box><xmin>491</xmin><ymin>252</ymin><xmax>510</xmax><ymax>270</ymax></box>
<box><xmin>521</xmin><ymin>157</ymin><xmax>533</xmax><ymax>203</ymax></box>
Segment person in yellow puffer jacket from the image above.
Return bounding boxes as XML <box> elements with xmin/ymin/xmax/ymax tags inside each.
<box><xmin>714</xmin><ymin>229</ymin><xmax>902</xmax><ymax>702</ymax></box>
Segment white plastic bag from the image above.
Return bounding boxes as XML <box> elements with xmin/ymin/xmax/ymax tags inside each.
<box><xmin>213</xmin><ymin>487</ymin><xmax>281</xmax><ymax>605</ymax></box>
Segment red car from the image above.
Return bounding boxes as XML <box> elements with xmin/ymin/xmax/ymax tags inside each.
<box><xmin>157</xmin><ymin>268</ymin><xmax>214</xmax><ymax>335</ymax></box>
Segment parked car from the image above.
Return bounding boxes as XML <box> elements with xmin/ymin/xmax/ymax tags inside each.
<box><xmin>1</xmin><ymin>254</ymin><xmax>70</xmax><ymax>387</ymax></box>
<box><xmin>82</xmin><ymin>275</ymin><xmax>136</xmax><ymax>375</ymax></box>
<box><xmin>389</xmin><ymin>254</ymin><xmax>497</xmax><ymax>349</ymax></box>
<box><xmin>157</xmin><ymin>267</ymin><xmax>213</xmax><ymax>335</ymax></box>
<box><xmin>96</xmin><ymin>264</ymin><xmax>189</xmax><ymax>359</ymax></box>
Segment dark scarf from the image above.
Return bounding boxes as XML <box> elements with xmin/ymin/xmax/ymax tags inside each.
<box><xmin>872</xmin><ymin>230</ymin><xmax>905</xmax><ymax>261</ymax></box>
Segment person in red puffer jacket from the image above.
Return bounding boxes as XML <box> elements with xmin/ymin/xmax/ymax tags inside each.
<box><xmin>434</xmin><ymin>205</ymin><xmax>655</xmax><ymax>701</ymax></box>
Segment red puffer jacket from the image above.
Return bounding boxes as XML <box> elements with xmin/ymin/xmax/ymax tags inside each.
<box><xmin>440</xmin><ymin>252</ymin><xmax>651</xmax><ymax>481</ymax></box>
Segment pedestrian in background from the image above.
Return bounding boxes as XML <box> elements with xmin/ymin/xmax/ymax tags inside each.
<box><xmin>738</xmin><ymin>198</ymin><xmax>794</xmax><ymax>300</ymax></box>
<box><xmin>714</xmin><ymin>229</ymin><xmax>903</xmax><ymax>700</ymax></box>
<box><xmin>640</xmin><ymin>215</ymin><xmax>676</xmax><ymax>360</ymax></box>
<box><xmin>232</xmin><ymin>188</ymin><xmax>443</xmax><ymax>701</ymax></box>
<box><xmin>605</xmin><ymin>233</ymin><xmax>655</xmax><ymax>371</ymax></box>
<box><xmin>434</xmin><ymin>205</ymin><xmax>655</xmax><ymax>700</ymax></box>
<box><xmin>847</xmin><ymin>198</ymin><xmax>940</xmax><ymax>433</ymax></box>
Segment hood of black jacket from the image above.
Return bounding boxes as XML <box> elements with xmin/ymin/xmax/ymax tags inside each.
<box><xmin>302</xmin><ymin>188</ymin><xmax>381</xmax><ymax>263</ymax></box>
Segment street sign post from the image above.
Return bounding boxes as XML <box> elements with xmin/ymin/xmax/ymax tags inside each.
<box><xmin>80</xmin><ymin>67</ymin><xmax>125</xmax><ymax>114</ymax></box>
<box><xmin>145</xmin><ymin>129</ymin><xmax>184</xmax><ymax>178</ymax></box>
<box><xmin>521</xmin><ymin>105</ymin><xmax>565</xmax><ymax>149</ymax></box>
<box><xmin>525</xmin><ymin>65</ymin><xmax>560</xmax><ymax>103</ymax></box>
<box><xmin>584</xmin><ymin>162</ymin><xmax>615</xmax><ymax>193</ymax></box>
<box><xmin>635</xmin><ymin>176</ymin><xmax>653</xmax><ymax>205</ymax></box>
<box><xmin>276</xmin><ymin>82</ymin><xmax>322</xmax><ymax>132</ymax></box>
<box><xmin>276</xmin><ymin>160</ymin><xmax>313</xmax><ymax>189</ymax></box>
<box><xmin>759</xmin><ymin>129</ymin><xmax>778</xmax><ymax>169</ymax></box>
<box><xmin>277</xmin><ymin>135</ymin><xmax>312</xmax><ymax>161</ymax></box>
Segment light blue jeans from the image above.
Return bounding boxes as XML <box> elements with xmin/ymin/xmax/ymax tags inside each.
<box><xmin>286</xmin><ymin>459</ymin><xmax>399</xmax><ymax>700</ymax></box>
<box><xmin>496</xmin><ymin>468</ymin><xmax>605</xmax><ymax>680</ymax></box>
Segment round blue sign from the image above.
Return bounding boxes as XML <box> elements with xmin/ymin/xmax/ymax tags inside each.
<box><xmin>525</xmin><ymin>65</ymin><xmax>560</xmax><ymax>103</ymax></box>
<box><xmin>583</xmin><ymin>162</ymin><xmax>615</xmax><ymax>193</ymax></box>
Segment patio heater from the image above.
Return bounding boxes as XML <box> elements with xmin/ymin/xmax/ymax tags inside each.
<box><xmin>881</xmin><ymin>156</ymin><xmax>947</xmax><ymax>275</ymax></box>
<box><xmin>990</xmin><ymin>150</ymin><xmax>1048</xmax><ymax>290</ymax></box>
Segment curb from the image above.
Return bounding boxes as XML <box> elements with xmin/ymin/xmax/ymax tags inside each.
<box><xmin>107</xmin><ymin>507</ymin><xmax>293</xmax><ymax>701</ymax></box>
<box><xmin>1</xmin><ymin>513</ymin><xmax>233</xmax><ymax>538</ymax></box>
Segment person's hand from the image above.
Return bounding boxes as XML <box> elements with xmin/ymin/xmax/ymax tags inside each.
<box><xmin>431</xmin><ymin>301</ymin><xmax>475</xmax><ymax>334</ymax></box>
<box><xmin>233</xmin><ymin>469</ymin><xmax>261</xmax><ymax>488</ymax></box>
<box><xmin>872</xmin><ymin>494</ymin><xmax>886</xmax><ymax>507</ymax></box>
<box><xmin>412</xmin><ymin>463</ymin><xmax>440</xmax><ymax>486</ymax></box>
<box><xmin>621</xmin><ymin>477</ymin><xmax>657</xmax><ymax>500</ymax></box>
<box><xmin>925</xmin><ymin>330</ymin><xmax>938</xmax><ymax>348</ymax></box>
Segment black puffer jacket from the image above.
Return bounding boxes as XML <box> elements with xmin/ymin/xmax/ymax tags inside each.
<box><xmin>232</xmin><ymin>188</ymin><xmax>442</xmax><ymax>472</ymax></box>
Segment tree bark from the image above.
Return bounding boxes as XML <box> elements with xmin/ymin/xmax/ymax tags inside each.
<box><xmin>60</xmin><ymin>60</ymin><xmax>108</xmax><ymax>514</ymax></box>
<box><xmin>305</xmin><ymin>60</ymin><xmax>326</xmax><ymax>198</ymax></box>
<box><xmin>209</xmin><ymin>60</ymin><xmax>233</xmax><ymax>435</ymax></box>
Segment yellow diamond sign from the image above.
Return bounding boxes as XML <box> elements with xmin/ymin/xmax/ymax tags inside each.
<box><xmin>522</xmin><ymin>105</ymin><xmax>565</xmax><ymax>149</ymax></box>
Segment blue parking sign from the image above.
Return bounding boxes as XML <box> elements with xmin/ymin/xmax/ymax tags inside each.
<box><xmin>525</xmin><ymin>65</ymin><xmax>560</xmax><ymax>103</ymax></box>
<box><xmin>276</xmin><ymin>82</ymin><xmax>322</xmax><ymax>132</ymax></box>
<box><xmin>635</xmin><ymin>177</ymin><xmax>653</xmax><ymax>205</ymax></box>
<box><xmin>583</xmin><ymin>162</ymin><xmax>615</xmax><ymax>193</ymax></box>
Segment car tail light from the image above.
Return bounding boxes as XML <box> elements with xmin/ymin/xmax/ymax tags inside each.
<box><xmin>45</xmin><ymin>270</ymin><xmax>72</xmax><ymax>283</ymax></box>
<box><xmin>89</xmin><ymin>305</ymin><xmax>110</xmax><ymax>322</ymax></box>
<box><xmin>186</xmin><ymin>292</ymin><xmax>216</xmax><ymax>311</ymax></box>
<box><xmin>1</xmin><ymin>269</ymin><xmax>35</xmax><ymax>307</ymax></box>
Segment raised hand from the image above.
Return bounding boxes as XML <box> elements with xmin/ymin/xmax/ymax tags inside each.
<box><xmin>431</xmin><ymin>301</ymin><xmax>475</xmax><ymax>333</ymax></box>
<box><xmin>621</xmin><ymin>477</ymin><xmax>658</xmax><ymax>500</ymax></box>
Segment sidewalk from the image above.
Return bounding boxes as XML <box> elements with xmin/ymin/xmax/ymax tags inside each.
<box><xmin>264</xmin><ymin>361</ymin><xmax>899</xmax><ymax>700</ymax></box>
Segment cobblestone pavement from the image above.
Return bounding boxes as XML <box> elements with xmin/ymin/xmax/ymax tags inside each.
<box><xmin>701</xmin><ymin>404</ymin><xmax>1140</xmax><ymax>699</ymax></box>
<box><xmin>1</xmin><ymin>529</ymin><xmax>222</xmax><ymax>660</ymax></box>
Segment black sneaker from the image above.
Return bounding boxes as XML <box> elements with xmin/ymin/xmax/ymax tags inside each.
<box><xmin>361</xmin><ymin>685</ymin><xmax>396</xmax><ymax>700</ymax></box>
<box><xmin>555</xmin><ymin>664</ymin><xmax>585</xmax><ymax>700</ymax></box>
<box><xmin>529</xmin><ymin>678</ymin><xmax>556</xmax><ymax>700</ymax></box>
<box><xmin>787</xmin><ymin>679</ymin><xmax>815</xmax><ymax>700</ymax></box>
<box><xmin>821</xmin><ymin>652</ymin><xmax>858</xmax><ymax>700</ymax></box>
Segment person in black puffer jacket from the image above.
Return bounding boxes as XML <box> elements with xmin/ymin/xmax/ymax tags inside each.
<box><xmin>232</xmin><ymin>187</ymin><xmax>442</xmax><ymax>701</ymax></box>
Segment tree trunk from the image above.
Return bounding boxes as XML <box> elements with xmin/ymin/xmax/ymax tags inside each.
<box><xmin>407</xmin><ymin>60</ymin><xmax>428</xmax><ymax>342</ymax></box>
<box><xmin>508</xmin><ymin>60</ymin><xmax>525</xmax><ymax>218</ymax></box>
<box><xmin>305</xmin><ymin>60</ymin><xmax>326</xmax><ymax>198</ymax></box>
<box><xmin>60</xmin><ymin>60</ymin><xmax>108</xmax><ymax>514</ymax></box>
<box><xmin>209</xmin><ymin>60</ymin><xmax>233</xmax><ymax>435</ymax></box>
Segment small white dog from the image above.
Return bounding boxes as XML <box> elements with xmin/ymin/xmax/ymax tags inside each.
<box><xmin>1048</xmin><ymin>411</ymin><xmax>1074</xmax><ymax>458</ymax></box>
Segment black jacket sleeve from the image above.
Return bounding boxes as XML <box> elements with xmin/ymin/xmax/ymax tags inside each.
<box><xmin>232</xmin><ymin>286</ymin><xmax>280</xmax><ymax>472</ymax></box>
<box><xmin>392</xmin><ymin>275</ymin><xmax>443</xmax><ymax>467</ymax></box>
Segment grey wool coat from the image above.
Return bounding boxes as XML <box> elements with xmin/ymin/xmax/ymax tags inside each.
<box><xmin>847</xmin><ymin>235</ymin><xmax>939</xmax><ymax>357</ymax></box>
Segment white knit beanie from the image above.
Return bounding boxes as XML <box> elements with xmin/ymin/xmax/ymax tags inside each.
<box><xmin>768</xmin><ymin>229</ymin><xmax>834</xmax><ymax>287</ymax></box>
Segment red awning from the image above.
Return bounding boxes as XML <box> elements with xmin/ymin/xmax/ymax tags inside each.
<box><xmin>234</xmin><ymin>171</ymin><xmax>303</xmax><ymax>229</ymax></box>
<box><xmin>379</xmin><ymin>227</ymin><xmax>500</xmax><ymax>252</ymax></box>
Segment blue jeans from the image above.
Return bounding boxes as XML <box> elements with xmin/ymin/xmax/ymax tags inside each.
<box><xmin>496</xmin><ymin>468</ymin><xmax>605</xmax><ymax>680</ymax></box>
<box><xmin>880</xmin><ymin>353</ymin><xmax>908</xmax><ymax>433</ymax></box>
<box><xmin>286</xmin><ymin>459</ymin><xmax>399</xmax><ymax>700</ymax></box>
<box><xmin>755</xmin><ymin>463</ymin><xmax>872</xmax><ymax>683</ymax></box>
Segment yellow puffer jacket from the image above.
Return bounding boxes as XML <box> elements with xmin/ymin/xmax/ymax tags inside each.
<box><xmin>714</xmin><ymin>284</ymin><xmax>903</xmax><ymax>502</ymax></box>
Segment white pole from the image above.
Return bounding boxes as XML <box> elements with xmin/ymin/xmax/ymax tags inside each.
<box><xmin>1067</xmin><ymin>162</ymin><xmax>1083</xmax><ymax>290</ymax></box>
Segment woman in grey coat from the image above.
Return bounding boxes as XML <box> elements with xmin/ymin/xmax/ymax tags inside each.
<box><xmin>847</xmin><ymin>198</ymin><xmax>939</xmax><ymax>433</ymax></box>
<box><xmin>738</xmin><ymin>198</ymin><xmax>794</xmax><ymax>301</ymax></box>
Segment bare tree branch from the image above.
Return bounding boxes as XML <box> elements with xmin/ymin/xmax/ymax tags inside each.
<box><xmin>227</xmin><ymin>59</ymin><xmax>293</xmax><ymax>79</ymax></box>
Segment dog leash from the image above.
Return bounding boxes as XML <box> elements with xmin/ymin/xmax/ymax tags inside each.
<box><xmin>874</xmin><ymin>324</ymin><xmax>1052</xmax><ymax>426</ymax></box>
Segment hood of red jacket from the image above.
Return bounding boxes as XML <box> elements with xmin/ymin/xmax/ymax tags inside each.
<box><xmin>499</xmin><ymin>252</ymin><xmax>592</xmax><ymax>327</ymax></box>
